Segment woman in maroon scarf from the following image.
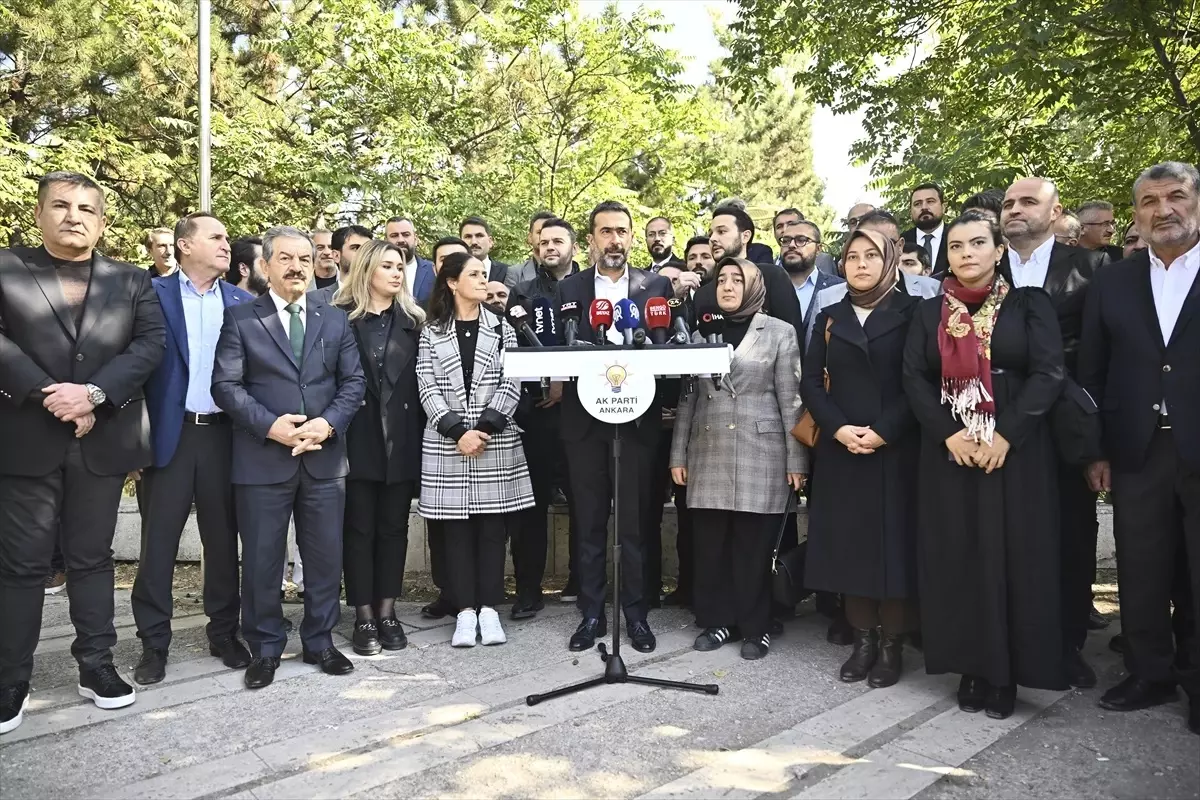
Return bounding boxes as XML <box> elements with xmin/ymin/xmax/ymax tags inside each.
<box><xmin>902</xmin><ymin>210</ymin><xmax>1068</xmax><ymax>719</ymax></box>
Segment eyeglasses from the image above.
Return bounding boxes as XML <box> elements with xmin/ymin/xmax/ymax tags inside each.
<box><xmin>778</xmin><ymin>235</ymin><xmax>817</xmax><ymax>248</ymax></box>
<box><xmin>646</xmin><ymin>231</ymin><xmax>671</xmax><ymax>240</ymax></box>
<box><xmin>1081</xmin><ymin>220</ymin><xmax>1116</xmax><ymax>228</ymax></box>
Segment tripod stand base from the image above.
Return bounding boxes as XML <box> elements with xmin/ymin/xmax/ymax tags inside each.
<box><xmin>526</xmin><ymin>643</ymin><xmax>720</xmax><ymax>706</ymax></box>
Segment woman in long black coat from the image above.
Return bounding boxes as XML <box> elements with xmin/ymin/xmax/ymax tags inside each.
<box><xmin>332</xmin><ymin>240</ymin><xmax>426</xmax><ymax>657</ymax></box>
<box><xmin>802</xmin><ymin>228</ymin><xmax>921</xmax><ymax>689</ymax></box>
<box><xmin>902</xmin><ymin>210</ymin><xmax>1068</xmax><ymax>720</ymax></box>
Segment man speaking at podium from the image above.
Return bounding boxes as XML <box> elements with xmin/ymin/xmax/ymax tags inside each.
<box><xmin>556</xmin><ymin>201</ymin><xmax>673</xmax><ymax>654</ymax></box>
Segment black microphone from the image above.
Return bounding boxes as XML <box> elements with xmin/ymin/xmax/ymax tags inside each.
<box><xmin>696</xmin><ymin>311</ymin><xmax>726</xmax><ymax>390</ymax></box>
<box><xmin>506</xmin><ymin>303</ymin><xmax>543</xmax><ymax>349</ymax></box>
<box><xmin>560</xmin><ymin>300</ymin><xmax>581</xmax><ymax>346</ymax></box>
<box><xmin>532</xmin><ymin>297</ymin><xmax>559</xmax><ymax>345</ymax></box>
<box><xmin>667</xmin><ymin>298</ymin><xmax>691</xmax><ymax>345</ymax></box>
<box><xmin>632</xmin><ymin>328</ymin><xmax>647</xmax><ymax>349</ymax></box>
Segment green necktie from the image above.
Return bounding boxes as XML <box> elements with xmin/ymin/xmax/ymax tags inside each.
<box><xmin>286</xmin><ymin>303</ymin><xmax>305</xmax><ymax>414</ymax></box>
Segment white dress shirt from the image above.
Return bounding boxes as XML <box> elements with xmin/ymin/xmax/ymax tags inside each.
<box><xmin>268</xmin><ymin>288</ymin><xmax>306</xmax><ymax>333</ymax></box>
<box><xmin>405</xmin><ymin>258</ymin><xmax>418</xmax><ymax>298</ymax></box>
<box><xmin>1149</xmin><ymin>239</ymin><xmax>1200</xmax><ymax>414</ymax></box>
<box><xmin>1007</xmin><ymin>234</ymin><xmax>1056</xmax><ymax>289</ymax></box>
<box><xmin>594</xmin><ymin>267</ymin><xmax>630</xmax><ymax>345</ymax></box>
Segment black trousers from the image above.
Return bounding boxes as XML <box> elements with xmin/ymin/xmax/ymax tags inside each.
<box><xmin>1111</xmin><ymin>429</ymin><xmax>1200</xmax><ymax>693</ymax></box>
<box><xmin>427</xmin><ymin>519</ymin><xmax>446</xmax><ymax>591</ymax></box>
<box><xmin>1059</xmin><ymin>461</ymin><xmax>1099</xmax><ymax>650</ymax></box>
<box><xmin>131</xmin><ymin>420</ymin><xmax>240</xmax><ymax>649</ymax></box>
<box><xmin>692</xmin><ymin>508</ymin><xmax>780</xmax><ymax>642</ymax></box>
<box><xmin>566</xmin><ymin>424</ymin><xmax>654</xmax><ymax>621</ymax></box>
<box><xmin>672</xmin><ymin>482</ymin><xmax>693</xmax><ymax>597</ymax></box>
<box><xmin>515</xmin><ymin>404</ymin><xmax>575</xmax><ymax>597</ymax></box>
<box><xmin>643</xmin><ymin>429</ymin><xmax>673</xmax><ymax>602</ymax></box>
<box><xmin>0</xmin><ymin>441</ymin><xmax>123</xmax><ymax>683</ymax></box>
<box><xmin>443</xmin><ymin>514</ymin><xmax>507</xmax><ymax>609</ymax></box>
<box><xmin>343</xmin><ymin>479</ymin><xmax>415</xmax><ymax>607</ymax></box>
<box><xmin>236</xmin><ymin>470</ymin><xmax>344</xmax><ymax>658</ymax></box>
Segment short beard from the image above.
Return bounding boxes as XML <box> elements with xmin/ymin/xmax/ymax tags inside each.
<box><xmin>715</xmin><ymin>239</ymin><xmax>744</xmax><ymax>261</ymax></box>
<box><xmin>246</xmin><ymin>271</ymin><xmax>269</xmax><ymax>296</ymax></box>
<box><xmin>781</xmin><ymin>253</ymin><xmax>815</xmax><ymax>275</ymax></box>
<box><xmin>600</xmin><ymin>249</ymin><xmax>628</xmax><ymax>271</ymax></box>
<box><xmin>915</xmin><ymin>212</ymin><xmax>943</xmax><ymax>233</ymax></box>
<box><xmin>395</xmin><ymin>243</ymin><xmax>413</xmax><ymax>263</ymax></box>
<box><xmin>648</xmin><ymin>243</ymin><xmax>669</xmax><ymax>260</ymax></box>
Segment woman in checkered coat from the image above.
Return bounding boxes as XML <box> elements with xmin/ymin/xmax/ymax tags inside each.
<box><xmin>417</xmin><ymin>252</ymin><xmax>534</xmax><ymax>649</ymax></box>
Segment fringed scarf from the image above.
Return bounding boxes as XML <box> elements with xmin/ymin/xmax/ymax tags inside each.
<box><xmin>937</xmin><ymin>274</ymin><xmax>1010</xmax><ymax>443</ymax></box>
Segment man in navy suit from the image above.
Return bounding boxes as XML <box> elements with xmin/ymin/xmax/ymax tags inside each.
<box><xmin>384</xmin><ymin>216</ymin><xmax>435</xmax><ymax>304</ymax></box>
<box><xmin>131</xmin><ymin>212</ymin><xmax>255</xmax><ymax>685</ymax></box>
<box><xmin>212</xmin><ymin>226</ymin><xmax>365</xmax><ymax>689</ymax></box>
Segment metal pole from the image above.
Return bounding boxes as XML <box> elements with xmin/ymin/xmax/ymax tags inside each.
<box><xmin>198</xmin><ymin>0</ymin><xmax>212</xmax><ymax>211</ymax></box>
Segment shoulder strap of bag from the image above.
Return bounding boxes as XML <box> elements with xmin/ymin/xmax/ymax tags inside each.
<box><xmin>771</xmin><ymin>494</ymin><xmax>800</xmax><ymax>569</ymax></box>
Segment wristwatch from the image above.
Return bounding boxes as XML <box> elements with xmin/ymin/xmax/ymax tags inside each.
<box><xmin>84</xmin><ymin>383</ymin><xmax>107</xmax><ymax>407</ymax></box>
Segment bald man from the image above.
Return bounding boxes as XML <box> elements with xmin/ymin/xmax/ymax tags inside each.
<box><xmin>1001</xmin><ymin>176</ymin><xmax>1111</xmax><ymax>692</ymax></box>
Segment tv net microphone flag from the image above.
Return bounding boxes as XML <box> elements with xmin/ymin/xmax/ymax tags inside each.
<box><xmin>507</xmin><ymin>303</ymin><xmax>543</xmax><ymax>348</ymax></box>
<box><xmin>532</xmin><ymin>297</ymin><xmax>560</xmax><ymax>345</ymax></box>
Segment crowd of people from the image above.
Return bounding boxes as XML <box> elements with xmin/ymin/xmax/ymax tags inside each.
<box><xmin>0</xmin><ymin>160</ymin><xmax>1195</xmax><ymax>739</ymax></box>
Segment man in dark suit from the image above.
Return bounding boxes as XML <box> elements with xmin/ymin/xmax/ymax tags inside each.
<box><xmin>772</xmin><ymin>208</ymin><xmax>837</xmax><ymax>276</ymax></box>
<box><xmin>384</xmin><ymin>217</ymin><xmax>435</xmax><ymax>304</ymax></box>
<box><xmin>696</xmin><ymin>205</ymin><xmax>804</xmax><ymax>339</ymax></box>
<box><xmin>902</xmin><ymin>182</ymin><xmax>951</xmax><ymax>277</ymax></box>
<box><xmin>1079</xmin><ymin>161</ymin><xmax>1200</xmax><ymax>735</ymax></box>
<box><xmin>1076</xmin><ymin>200</ymin><xmax>1126</xmax><ymax>263</ymax></box>
<box><xmin>130</xmin><ymin>212</ymin><xmax>255</xmax><ymax>686</ymax></box>
<box><xmin>778</xmin><ymin>219</ymin><xmax>845</xmax><ymax>334</ymax></box>
<box><xmin>212</xmin><ymin>225</ymin><xmax>366</xmax><ymax>689</ymax></box>
<box><xmin>556</xmin><ymin>200</ymin><xmax>673</xmax><ymax>654</ymax></box>
<box><xmin>1002</xmin><ymin>177</ymin><xmax>1110</xmax><ymax>690</ymax></box>
<box><xmin>0</xmin><ymin>172</ymin><xmax>165</xmax><ymax>731</ymax></box>
<box><xmin>460</xmin><ymin>216</ymin><xmax>510</xmax><ymax>284</ymax></box>
<box><xmin>645</xmin><ymin>216</ymin><xmax>685</xmax><ymax>271</ymax></box>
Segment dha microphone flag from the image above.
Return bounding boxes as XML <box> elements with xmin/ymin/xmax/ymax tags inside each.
<box><xmin>644</xmin><ymin>296</ymin><xmax>671</xmax><ymax>344</ymax></box>
<box><xmin>613</xmin><ymin>298</ymin><xmax>640</xmax><ymax>345</ymax></box>
<box><xmin>532</xmin><ymin>297</ymin><xmax>559</xmax><ymax>345</ymax></box>
<box><xmin>588</xmin><ymin>298</ymin><xmax>613</xmax><ymax>345</ymax></box>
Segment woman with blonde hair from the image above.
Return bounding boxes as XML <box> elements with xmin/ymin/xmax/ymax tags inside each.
<box><xmin>331</xmin><ymin>241</ymin><xmax>426</xmax><ymax>656</ymax></box>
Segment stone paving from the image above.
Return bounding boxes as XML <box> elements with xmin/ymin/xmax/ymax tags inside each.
<box><xmin>1</xmin><ymin>592</ymin><xmax>1196</xmax><ymax>799</ymax></box>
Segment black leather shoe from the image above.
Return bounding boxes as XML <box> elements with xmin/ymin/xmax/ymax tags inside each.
<box><xmin>985</xmin><ymin>684</ymin><xmax>1016</xmax><ymax>719</ymax></box>
<box><xmin>868</xmin><ymin>633</ymin><xmax>904</xmax><ymax>688</ymax></box>
<box><xmin>569</xmin><ymin>618</ymin><xmax>606</xmax><ymax>651</ymax></box>
<box><xmin>1064</xmin><ymin>646</ymin><xmax>1097</xmax><ymax>689</ymax></box>
<box><xmin>629</xmin><ymin>620</ymin><xmax>656</xmax><ymax>653</ymax></box>
<box><xmin>1099</xmin><ymin>675</ymin><xmax>1178</xmax><ymax>711</ymax></box>
<box><xmin>958</xmin><ymin>675</ymin><xmax>987</xmax><ymax>712</ymax></box>
<box><xmin>378</xmin><ymin>617</ymin><xmax>408</xmax><ymax>650</ymax></box>
<box><xmin>352</xmin><ymin>620</ymin><xmax>383</xmax><ymax>656</ymax></box>
<box><xmin>133</xmin><ymin>647</ymin><xmax>168</xmax><ymax>686</ymax></box>
<box><xmin>839</xmin><ymin>628</ymin><xmax>879</xmax><ymax>682</ymax></box>
<box><xmin>510</xmin><ymin>592</ymin><xmax>545</xmax><ymax>620</ymax></box>
<box><xmin>1108</xmin><ymin>633</ymin><xmax>1125</xmax><ymax>655</ymax></box>
<box><xmin>244</xmin><ymin>657</ymin><xmax>280</xmax><ymax>689</ymax></box>
<box><xmin>303</xmin><ymin>646</ymin><xmax>355</xmax><ymax>675</ymax></box>
<box><xmin>209</xmin><ymin>637</ymin><xmax>252</xmax><ymax>669</ymax></box>
<box><xmin>1088</xmin><ymin>605</ymin><xmax>1109</xmax><ymax>630</ymax></box>
<box><xmin>421</xmin><ymin>595</ymin><xmax>454</xmax><ymax>619</ymax></box>
<box><xmin>827</xmin><ymin>613</ymin><xmax>855</xmax><ymax>647</ymax></box>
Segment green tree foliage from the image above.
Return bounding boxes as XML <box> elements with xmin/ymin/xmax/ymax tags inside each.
<box><xmin>1</xmin><ymin>0</ymin><xmax>831</xmax><ymax>262</ymax></box>
<box><xmin>723</xmin><ymin>0</ymin><xmax>1196</xmax><ymax>212</ymax></box>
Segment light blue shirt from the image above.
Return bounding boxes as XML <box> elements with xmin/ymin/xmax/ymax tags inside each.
<box><xmin>794</xmin><ymin>270</ymin><xmax>818</xmax><ymax>321</ymax></box>
<box><xmin>179</xmin><ymin>272</ymin><xmax>224</xmax><ymax>413</ymax></box>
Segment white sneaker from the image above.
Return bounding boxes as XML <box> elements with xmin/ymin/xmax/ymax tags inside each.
<box><xmin>478</xmin><ymin>607</ymin><xmax>507</xmax><ymax>646</ymax></box>
<box><xmin>452</xmin><ymin>609</ymin><xmax>478</xmax><ymax>648</ymax></box>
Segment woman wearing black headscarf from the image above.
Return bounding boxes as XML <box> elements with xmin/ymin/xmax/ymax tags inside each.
<box><xmin>670</xmin><ymin>257</ymin><xmax>806</xmax><ymax>660</ymax></box>
<box><xmin>802</xmin><ymin>228</ymin><xmax>921</xmax><ymax>688</ymax></box>
<box><xmin>902</xmin><ymin>210</ymin><xmax>1067</xmax><ymax>719</ymax></box>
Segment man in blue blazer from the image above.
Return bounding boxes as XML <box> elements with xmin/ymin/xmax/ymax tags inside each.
<box><xmin>131</xmin><ymin>213</ymin><xmax>255</xmax><ymax>685</ymax></box>
<box><xmin>212</xmin><ymin>225</ymin><xmax>365</xmax><ymax>689</ymax></box>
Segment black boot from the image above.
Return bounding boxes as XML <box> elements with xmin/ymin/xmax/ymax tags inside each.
<box><xmin>839</xmin><ymin>628</ymin><xmax>879</xmax><ymax>683</ymax></box>
<box><xmin>868</xmin><ymin>633</ymin><xmax>904</xmax><ymax>688</ymax></box>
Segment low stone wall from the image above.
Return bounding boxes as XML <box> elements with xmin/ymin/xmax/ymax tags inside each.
<box><xmin>111</xmin><ymin>497</ymin><xmax>1116</xmax><ymax>578</ymax></box>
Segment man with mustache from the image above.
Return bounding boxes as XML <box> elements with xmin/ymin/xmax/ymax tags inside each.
<box><xmin>460</xmin><ymin>216</ymin><xmax>510</xmax><ymax>285</ymax></box>
<box><xmin>902</xmin><ymin>182</ymin><xmax>950</xmax><ymax>276</ymax></box>
<box><xmin>212</xmin><ymin>226</ymin><xmax>366</xmax><ymax>689</ymax></box>
<box><xmin>555</xmin><ymin>201</ymin><xmax>673</xmax><ymax>654</ymax></box>
<box><xmin>1076</xmin><ymin>200</ymin><xmax>1125</xmax><ymax>263</ymax></box>
<box><xmin>228</xmin><ymin>236</ymin><xmax>270</xmax><ymax>296</ymax></box>
<box><xmin>384</xmin><ymin>217</ymin><xmax>435</xmax><ymax>304</ymax></box>
<box><xmin>1080</xmin><ymin>161</ymin><xmax>1200</xmax><ymax>735</ymax></box>
<box><xmin>311</xmin><ymin>229</ymin><xmax>339</xmax><ymax>291</ymax></box>
<box><xmin>0</xmin><ymin>172</ymin><xmax>165</xmax><ymax>733</ymax></box>
<box><xmin>645</xmin><ymin>217</ymin><xmax>684</xmax><ymax>271</ymax></box>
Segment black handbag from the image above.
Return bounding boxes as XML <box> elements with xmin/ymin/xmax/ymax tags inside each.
<box><xmin>770</xmin><ymin>501</ymin><xmax>811</xmax><ymax>608</ymax></box>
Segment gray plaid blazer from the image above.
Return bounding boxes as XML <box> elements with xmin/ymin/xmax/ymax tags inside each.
<box><xmin>416</xmin><ymin>307</ymin><xmax>534</xmax><ymax>520</ymax></box>
<box><xmin>669</xmin><ymin>313</ymin><xmax>807</xmax><ymax>514</ymax></box>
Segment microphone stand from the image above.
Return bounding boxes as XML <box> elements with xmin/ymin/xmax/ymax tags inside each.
<box><xmin>526</xmin><ymin>416</ymin><xmax>719</xmax><ymax>706</ymax></box>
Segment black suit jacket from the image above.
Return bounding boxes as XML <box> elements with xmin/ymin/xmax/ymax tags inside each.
<box><xmin>903</xmin><ymin>226</ymin><xmax>950</xmax><ymax>276</ymax></box>
<box><xmin>692</xmin><ymin>259</ymin><xmax>805</xmax><ymax>342</ymax></box>
<box><xmin>555</xmin><ymin>267</ymin><xmax>673</xmax><ymax>445</ymax></box>
<box><xmin>1078</xmin><ymin>249</ymin><xmax>1200</xmax><ymax>472</ymax></box>
<box><xmin>344</xmin><ymin>308</ymin><xmax>422</xmax><ymax>484</ymax></box>
<box><xmin>1037</xmin><ymin>242</ymin><xmax>1108</xmax><ymax>378</ymax></box>
<box><xmin>0</xmin><ymin>246</ymin><xmax>165</xmax><ymax>477</ymax></box>
<box><xmin>211</xmin><ymin>292</ymin><xmax>366</xmax><ymax>484</ymax></box>
<box><xmin>488</xmin><ymin>259</ymin><xmax>510</xmax><ymax>285</ymax></box>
